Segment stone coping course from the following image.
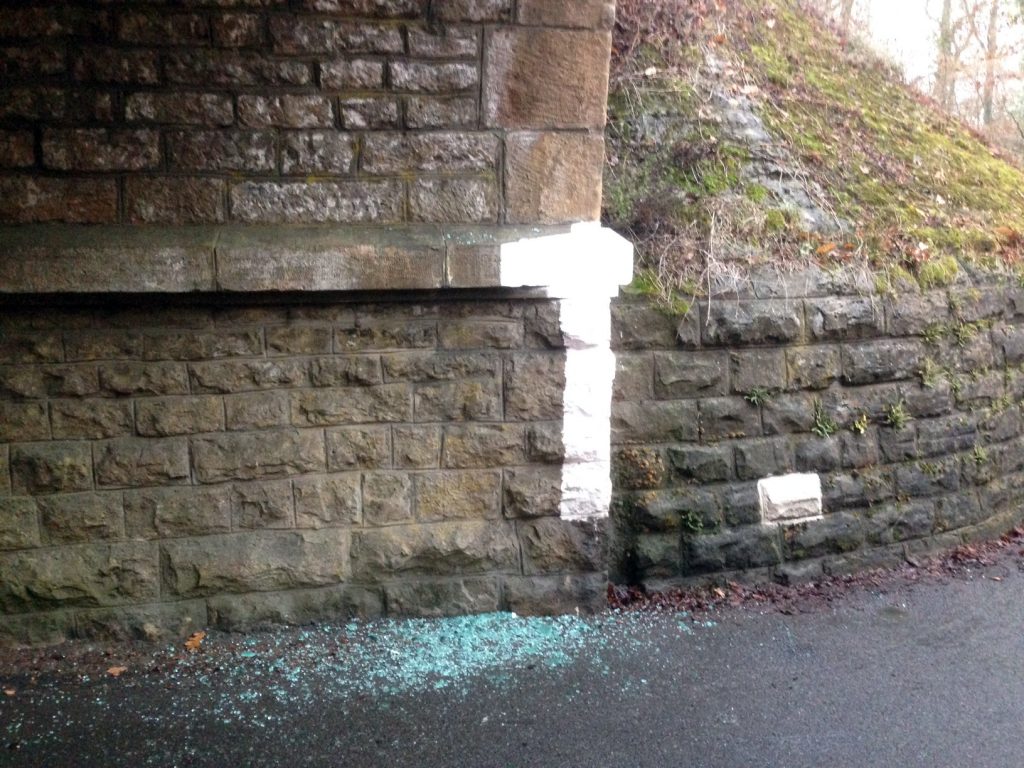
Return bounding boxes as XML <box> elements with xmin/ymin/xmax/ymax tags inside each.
<box><xmin>0</xmin><ymin>224</ymin><xmax>574</xmax><ymax>295</ymax></box>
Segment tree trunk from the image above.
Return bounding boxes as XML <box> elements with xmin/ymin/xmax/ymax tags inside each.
<box><xmin>982</xmin><ymin>0</ymin><xmax>1000</xmax><ymax>125</ymax></box>
<box><xmin>840</xmin><ymin>0</ymin><xmax>855</xmax><ymax>35</ymax></box>
<box><xmin>935</xmin><ymin>0</ymin><xmax>956</xmax><ymax>110</ymax></box>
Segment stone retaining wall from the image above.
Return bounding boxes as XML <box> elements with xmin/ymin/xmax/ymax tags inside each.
<box><xmin>610</xmin><ymin>271</ymin><xmax>1024</xmax><ymax>587</ymax></box>
<box><xmin>0</xmin><ymin>296</ymin><xmax>607</xmax><ymax>645</ymax></box>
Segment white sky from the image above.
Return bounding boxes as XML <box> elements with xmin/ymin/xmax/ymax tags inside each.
<box><xmin>865</xmin><ymin>1</ymin><xmax>936</xmax><ymax>82</ymax></box>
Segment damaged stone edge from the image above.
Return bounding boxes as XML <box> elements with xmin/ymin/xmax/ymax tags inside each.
<box><xmin>758</xmin><ymin>472</ymin><xmax>824</xmax><ymax>526</ymax></box>
<box><xmin>500</xmin><ymin>223</ymin><xmax>635</xmax><ymax>521</ymax></box>
<box><xmin>0</xmin><ymin>224</ymin><xmax>580</xmax><ymax>295</ymax></box>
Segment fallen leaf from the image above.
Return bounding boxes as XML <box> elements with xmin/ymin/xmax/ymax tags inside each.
<box><xmin>816</xmin><ymin>242</ymin><xmax>838</xmax><ymax>256</ymax></box>
<box><xmin>184</xmin><ymin>631</ymin><xmax>207</xmax><ymax>652</ymax></box>
<box><xmin>712</xmin><ymin>33</ymin><xmax>727</xmax><ymax>45</ymax></box>
<box><xmin>106</xmin><ymin>666</ymin><xmax>127</xmax><ymax>678</ymax></box>
<box><xmin>3</xmin><ymin>688</ymin><xmax>14</xmax><ymax>697</ymax></box>
<box><xmin>711</xmin><ymin>586</ymin><xmax>726</xmax><ymax>599</ymax></box>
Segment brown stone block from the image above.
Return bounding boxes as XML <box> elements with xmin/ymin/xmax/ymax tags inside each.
<box><xmin>405</xmin><ymin>96</ymin><xmax>477</xmax><ymax>129</ymax></box>
<box><xmin>192</xmin><ymin>428</ymin><xmax>325</xmax><ymax>483</ymax></box>
<box><xmin>385</xmin><ymin>577</ymin><xmax>500</xmax><ymax>617</ymax></box>
<box><xmin>517</xmin><ymin>0</ymin><xmax>616</xmax><ymax>28</ymax></box>
<box><xmin>232</xmin><ymin>480</ymin><xmax>294</xmax><ymax>530</ymax></box>
<box><xmin>167</xmin><ymin>129</ymin><xmax>276</xmax><ymax>172</ymax></box>
<box><xmin>100</xmin><ymin>363</ymin><xmax>190</xmax><ymax>396</ymax></box>
<box><xmin>266</xmin><ymin>326</ymin><xmax>333</xmax><ymax>356</ymax></box>
<box><xmin>339</xmin><ymin>97</ymin><xmax>401</xmax><ymax>130</ymax></box>
<box><xmin>409</xmin><ymin>178</ymin><xmax>499</xmax><ymax>224</ymax></box>
<box><xmin>362</xmin><ymin>132</ymin><xmax>498</xmax><ymax>174</ymax></box>
<box><xmin>51</xmin><ymin>399</ymin><xmax>134</xmax><ymax>439</ymax></box>
<box><xmin>321</xmin><ymin>59</ymin><xmax>385</xmax><ymax>89</ymax></box>
<box><xmin>225</xmin><ymin>391</ymin><xmax>291</xmax><ymax>431</ymax></box>
<box><xmin>117</xmin><ymin>11</ymin><xmax>209</xmax><ymax>44</ymax></box>
<box><xmin>519</xmin><ymin>517</ymin><xmax>606</xmax><ymax>575</ymax></box>
<box><xmin>0</xmin><ymin>176</ymin><xmax>117</xmax><ymax>224</ymax></box>
<box><xmin>11</xmin><ymin>443</ymin><xmax>93</xmax><ymax>495</ymax></box>
<box><xmin>0</xmin><ymin>446</ymin><xmax>9</xmax><ymax>495</ymax></box>
<box><xmin>297</xmin><ymin>0</ymin><xmax>425</xmax><ymax>16</ymax></box>
<box><xmin>0</xmin><ymin>402</ymin><xmax>50</xmax><ymax>442</ymax></box>
<box><xmin>189</xmin><ymin>359</ymin><xmax>309</xmax><ymax>394</ymax></box>
<box><xmin>293</xmin><ymin>386</ymin><xmax>411</xmax><ymax>426</ymax></box>
<box><xmin>363</xmin><ymin>471</ymin><xmax>413</xmax><ymax>524</ymax></box>
<box><xmin>207</xmin><ymin>584</ymin><xmax>382</xmax><ymax>630</ymax></box>
<box><xmin>0</xmin><ymin>497</ymin><xmax>39</xmax><ymax>550</ymax></box>
<box><xmin>142</xmin><ymin>330</ymin><xmax>263</xmax><ymax>361</ymax></box>
<box><xmin>0</xmin><ymin>365</ymin><xmax>98</xmax><ymax>399</ymax></box>
<box><xmin>393</xmin><ymin>425</ymin><xmax>441</xmax><ymax>468</ymax></box>
<box><xmin>94</xmin><ymin>437</ymin><xmax>190</xmax><ymax>489</ymax></box>
<box><xmin>125</xmin><ymin>177</ymin><xmax>226</xmax><ymax>225</ymax></box>
<box><xmin>72</xmin><ymin>47</ymin><xmax>159</xmax><ymax>84</ymax></box>
<box><xmin>505</xmin><ymin>131</ymin><xmax>605</xmax><ymax>224</ymax></box>
<box><xmin>414</xmin><ymin>379</ymin><xmax>502</xmax><ymax>422</ymax></box>
<box><xmin>389</xmin><ymin>60</ymin><xmax>479</xmax><ymax>93</ymax></box>
<box><xmin>442</xmin><ymin>423</ymin><xmax>527</xmax><ymax>469</ymax></box>
<box><xmin>239</xmin><ymin>94</ymin><xmax>335</xmax><ymax>128</ymax></box>
<box><xmin>310</xmin><ymin>356</ymin><xmax>382</xmax><ymax>386</ymax></box>
<box><xmin>438</xmin><ymin>318</ymin><xmax>523</xmax><ymax>349</ymax></box>
<box><xmin>39</xmin><ymin>492</ymin><xmax>124</xmax><ymax>544</ymax></box>
<box><xmin>503</xmin><ymin>466</ymin><xmax>561</xmax><ymax>518</ymax></box>
<box><xmin>434</xmin><ymin>0</ymin><xmax>511</xmax><ymax>22</ymax></box>
<box><xmin>281</xmin><ymin>131</ymin><xmax>356</xmax><ymax>175</ymax></box>
<box><xmin>414</xmin><ymin>470</ymin><xmax>501</xmax><ymax>522</ymax></box>
<box><xmin>164</xmin><ymin>51</ymin><xmax>311</xmax><ymax>87</ymax></box>
<box><xmin>484</xmin><ymin>28</ymin><xmax>611</xmax><ymax>129</ymax></box>
<box><xmin>0</xmin><ymin>130</ymin><xmax>33</xmax><ymax>168</ymax></box>
<box><xmin>326</xmin><ymin>426</ymin><xmax>391</xmax><ymax>470</ymax></box>
<box><xmin>42</xmin><ymin>129</ymin><xmax>161</xmax><ymax>172</ymax></box>
<box><xmin>125</xmin><ymin>486</ymin><xmax>232</xmax><ymax>539</ymax></box>
<box><xmin>136</xmin><ymin>396</ymin><xmax>225</xmax><ymax>437</ymax></box>
<box><xmin>212</xmin><ymin>12</ymin><xmax>264</xmax><ymax>47</ymax></box>
<box><xmin>0</xmin><ymin>541</ymin><xmax>159</xmax><ymax>613</ymax></box>
<box><xmin>161</xmin><ymin>529</ymin><xmax>349</xmax><ymax>598</ymax></box>
<box><xmin>269</xmin><ymin>17</ymin><xmax>403</xmax><ymax>55</ymax></box>
<box><xmin>228</xmin><ymin>181</ymin><xmax>403</xmax><ymax>224</ymax></box>
<box><xmin>407</xmin><ymin>26</ymin><xmax>480</xmax><ymax>57</ymax></box>
<box><xmin>0</xmin><ymin>332</ymin><xmax>63</xmax><ymax>364</ymax></box>
<box><xmin>294</xmin><ymin>474</ymin><xmax>361</xmax><ymax>528</ymax></box>
<box><xmin>504</xmin><ymin>353</ymin><xmax>565</xmax><ymax>421</ymax></box>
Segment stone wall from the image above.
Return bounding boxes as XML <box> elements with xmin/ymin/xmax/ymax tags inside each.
<box><xmin>0</xmin><ymin>296</ymin><xmax>610</xmax><ymax>645</ymax></box>
<box><xmin>0</xmin><ymin>0</ymin><xmax>612</xmax><ymax>226</ymax></box>
<box><xmin>610</xmin><ymin>271</ymin><xmax>1024</xmax><ymax>587</ymax></box>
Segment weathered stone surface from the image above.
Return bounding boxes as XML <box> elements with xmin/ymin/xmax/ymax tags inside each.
<box><xmin>393</xmin><ymin>425</ymin><xmax>441</xmax><ymax>468</ymax></box>
<box><xmin>669</xmin><ymin>445</ymin><xmax>733</xmax><ymax>483</ymax></box>
<box><xmin>385</xmin><ymin>578</ymin><xmax>500</xmax><ymax>618</ymax></box>
<box><xmin>653</xmin><ymin>352</ymin><xmax>728</xmax><ymax>398</ymax></box>
<box><xmin>0</xmin><ymin>364</ymin><xmax>99</xmax><ymax>398</ymax></box>
<box><xmin>0</xmin><ymin>498</ymin><xmax>39</xmax><ymax>550</ymax></box>
<box><xmin>611</xmin><ymin>400</ymin><xmax>699</xmax><ymax>444</ymax></box>
<box><xmin>281</xmin><ymin>131</ymin><xmax>355</xmax><ymax>175</ymax></box>
<box><xmin>229</xmin><ymin>181</ymin><xmax>404</xmax><ymax>224</ymax></box>
<box><xmin>992</xmin><ymin>324</ymin><xmax>1024</xmax><ymax>365</ymax></box>
<box><xmin>125</xmin><ymin>177</ymin><xmax>226</xmax><ymax>224</ymax></box>
<box><xmin>362</xmin><ymin>132</ymin><xmax>497</xmax><ymax>174</ymax></box>
<box><xmin>0</xmin><ymin>130</ymin><xmax>34</xmax><ymax>167</ymax></box>
<box><xmin>0</xmin><ymin>176</ymin><xmax>117</xmax><ymax>224</ymax></box>
<box><xmin>783</xmin><ymin>513</ymin><xmax>864</xmax><ymax>559</ymax></box>
<box><xmin>11</xmin><ymin>443</ymin><xmax>93</xmax><ymax>495</ymax></box>
<box><xmin>350</xmin><ymin>521</ymin><xmax>519</xmax><ymax>579</ymax></box>
<box><xmin>505</xmin><ymin>573</ymin><xmax>608</xmax><ymax>616</ymax></box>
<box><xmin>76</xmin><ymin>600</ymin><xmax>207</xmax><ymax>643</ymax></box>
<box><xmin>208</xmin><ymin>585</ymin><xmax>382</xmax><ymax>630</ymax></box>
<box><xmin>142</xmin><ymin>330</ymin><xmax>262</xmax><ymax>361</ymax></box>
<box><xmin>161</xmin><ymin>530</ymin><xmax>349</xmax><ymax>598</ymax></box>
<box><xmin>484</xmin><ymin>28</ymin><xmax>610</xmax><ymax>129</ymax></box>
<box><xmin>702</xmin><ymin>300</ymin><xmax>805</xmax><ymax>345</ymax></box>
<box><xmin>613</xmin><ymin>353</ymin><xmax>654</xmax><ymax>401</ymax></box>
<box><xmin>39</xmin><ymin>492</ymin><xmax>123</xmax><ymax>543</ymax></box>
<box><xmin>320</xmin><ymin>58</ymin><xmax>385</xmax><ymax>89</ymax></box>
<box><xmin>520</xmin><ymin>518</ymin><xmax>605</xmax><ymax>575</ymax></box>
<box><xmin>0</xmin><ymin>331</ymin><xmax>64</xmax><ymax>364</ymax></box>
<box><xmin>438</xmin><ymin>318</ymin><xmax>523</xmax><ymax>349</ymax></box>
<box><xmin>362</xmin><ymin>472</ymin><xmax>413</xmax><ymax>524</ymax></box>
<box><xmin>681</xmin><ymin>525</ymin><xmax>782</xmax><ymax>575</ymax></box>
<box><xmin>383</xmin><ymin>351</ymin><xmax>499</xmax><ymax>382</ymax></box>
<box><xmin>239</xmin><ymin>95</ymin><xmax>334</xmax><ymax>128</ymax></box>
<box><xmin>294</xmin><ymin>474</ymin><xmax>361</xmax><ymax>528</ymax></box>
<box><xmin>325</xmin><ymin>426</ymin><xmax>391</xmax><ymax>470</ymax></box>
<box><xmin>442</xmin><ymin>424</ymin><xmax>526</xmax><ymax>468</ymax></box>
<box><xmin>225</xmin><ymin>391</ymin><xmax>290</xmax><ymax>430</ymax></box>
<box><xmin>168</xmin><ymin>129</ymin><xmax>277</xmax><ymax>172</ymax></box>
<box><xmin>125</xmin><ymin>92</ymin><xmax>233</xmax><ymax>126</ymax></box>
<box><xmin>100</xmin><ymin>363</ymin><xmax>189</xmax><ymax>396</ymax></box>
<box><xmin>0</xmin><ymin>447</ymin><xmax>9</xmax><ymax>495</ymax></box>
<box><xmin>841</xmin><ymin>339</ymin><xmax>925</xmax><ymax>385</ymax></box>
<box><xmin>95</xmin><ymin>437</ymin><xmax>190</xmax><ymax>488</ymax></box>
<box><xmin>415</xmin><ymin>380</ymin><xmax>503</xmax><ymax>422</ymax></box>
<box><xmin>266</xmin><ymin>326</ymin><xmax>332</xmax><ymax>356</ymax></box>
<box><xmin>269</xmin><ymin>17</ymin><xmax>403</xmax><ymax>55</ymax></box>
<box><xmin>390</xmin><ymin>61</ymin><xmax>479</xmax><ymax>92</ymax></box>
<box><xmin>700</xmin><ymin>397</ymin><xmax>762</xmax><ymax>441</ymax></box>
<box><xmin>504</xmin><ymin>354</ymin><xmax>564</xmax><ymax>420</ymax></box>
<box><xmin>43</xmin><ymin>128</ymin><xmax>160</xmax><ymax>171</ymax></box>
<box><xmin>407</xmin><ymin>26</ymin><xmax>480</xmax><ymax>57</ymax></box>
<box><xmin>885</xmin><ymin>292</ymin><xmax>950</xmax><ymax>336</ymax></box>
<box><xmin>503</xmin><ymin>466</ymin><xmax>561</xmax><ymax>518</ymax></box>
<box><xmin>505</xmin><ymin>131</ymin><xmax>604</xmax><ymax>223</ymax></box>
<box><xmin>734</xmin><ymin>439</ymin><xmax>793</xmax><ymax>481</ymax></box>
<box><xmin>410</xmin><ymin>178</ymin><xmax>499</xmax><ymax>223</ymax></box>
<box><xmin>787</xmin><ymin>346</ymin><xmax>840</xmax><ymax>390</ymax></box>
<box><xmin>293</xmin><ymin>386</ymin><xmax>411</xmax><ymax>426</ymax></box>
<box><xmin>0</xmin><ymin>401</ymin><xmax>50</xmax><ymax>442</ymax></box>
<box><xmin>435</xmin><ymin>0</ymin><xmax>511</xmax><ymax>21</ymax></box>
<box><xmin>517</xmin><ymin>0</ymin><xmax>615</xmax><ymax>28</ymax></box>
<box><xmin>193</xmin><ymin>429</ymin><xmax>325</xmax><ymax>483</ymax></box>
<box><xmin>0</xmin><ymin>541</ymin><xmax>158</xmax><ymax>613</ymax></box>
<box><xmin>611</xmin><ymin>302</ymin><xmax>679</xmax><ymax>350</ymax></box>
<box><xmin>310</xmin><ymin>356</ymin><xmax>382</xmax><ymax>386</ymax></box>
<box><xmin>806</xmin><ymin>297</ymin><xmax>884</xmax><ymax>340</ymax></box>
<box><xmin>125</xmin><ymin>486</ymin><xmax>232</xmax><ymax>539</ymax></box>
<box><xmin>189</xmin><ymin>360</ymin><xmax>308</xmax><ymax>393</ymax></box>
<box><xmin>339</xmin><ymin>97</ymin><xmax>400</xmax><ymax>129</ymax></box>
<box><xmin>165</xmin><ymin>51</ymin><xmax>311</xmax><ymax>87</ymax></box>
<box><xmin>212</xmin><ymin>13</ymin><xmax>264</xmax><ymax>48</ymax></box>
<box><xmin>232</xmin><ymin>480</ymin><xmax>294</xmax><ymax>530</ymax></box>
<box><xmin>731</xmin><ymin>350</ymin><xmax>787</xmax><ymax>395</ymax></box>
<box><xmin>414</xmin><ymin>470</ymin><xmax>501</xmax><ymax>522</ymax></box>
<box><xmin>136</xmin><ymin>396</ymin><xmax>224</xmax><ymax>437</ymax></box>
<box><xmin>406</xmin><ymin>96</ymin><xmax>477</xmax><ymax>129</ymax></box>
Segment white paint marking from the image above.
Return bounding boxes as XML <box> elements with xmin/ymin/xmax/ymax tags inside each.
<box><xmin>500</xmin><ymin>223</ymin><xmax>634</xmax><ymax>521</ymax></box>
<box><xmin>758</xmin><ymin>473</ymin><xmax>823</xmax><ymax>524</ymax></box>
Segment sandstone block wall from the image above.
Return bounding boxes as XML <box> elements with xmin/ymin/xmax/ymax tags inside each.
<box><xmin>611</xmin><ymin>273</ymin><xmax>1024</xmax><ymax>587</ymax></box>
<box><xmin>0</xmin><ymin>297</ymin><xmax>608</xmax><ymax>645</ymax></box>
<box><xmin>0</xmin><ymin>0</ymin><xmax>613</xmax><ymax>226</ymax></box>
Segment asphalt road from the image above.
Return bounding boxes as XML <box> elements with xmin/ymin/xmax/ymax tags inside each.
<box><xmin>2</xmin><ymin>560</ymin><xmax>1024</xmax><ymax>768</ymax></box>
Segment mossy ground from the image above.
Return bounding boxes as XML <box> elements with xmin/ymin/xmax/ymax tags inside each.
<box><xmin>605</xmin><ymin>0</ymin><xmax>1024</xmax><ymax>303</ymax></box>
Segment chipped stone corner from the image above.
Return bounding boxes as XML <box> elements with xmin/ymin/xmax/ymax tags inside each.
<box><xmin>758</xmin><ymin>473</ymin><xmax>823</xmax><ymax>526</ymax></box>
<box><xmin>500</xmin><ymin>223</ymin><xmax>634</xmax><ymax>522</ymax></box>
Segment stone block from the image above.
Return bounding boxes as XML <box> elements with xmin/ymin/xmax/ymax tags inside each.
<box><xmin>894</xmin><ymin>460</ymin><xmax>960</xmax><ymax>498</ymax></box>
<box><xmin>0</xmin><ymin>401</ymin><xmax>50</xmax><ymax>442</ymax></box>
<box><xmin>385</xmin><ymin>578</ymin><xmax>500</xmax><ymax>618</ymax></box>
<box><xmin>211</xmin><ymin>12</ymin><xmax>264</xmax><ymax>47</ymax></box>
<box><xmin>610</xmin><ymin>301</ymin><xmax>680</xmax><ymax>350</ymax></box>
<box><xmin>0</xmin><ymin>541</ymin><xmax>158</xmax><ymax>613</ymax></box>
<box><xmin>0</xmin><ymin>497</ymin><xmax>39</xmax><ymax>550</ymax></box>
<box><xmin>700</xmin><ymin>397</ymin><xmax>762</xmax><ymax>441</ymax></box>
<box><xmin>165</xmin><ymin>50</ymin><xmax>311</xmax><ymax>87</ymax></box>
<box><xmin>309</xmin><ymin>356</ymin><xmax>382</xmax><ymax>386</ymax></box>
<box><xmin>793</xmin><ymin>436</ymin><xmax>841</xmax><ymax>473</ymax></box>
<box><xmin>193</xmin><ymin>429</ymin><xmax>325</xmax><ymax>483</ymax></box>
<box><xmin>167</xmin><ymin>129</ymin><xmax>276</xmax><ymax>172</ymax></box>
<box><xmin>885</xmin><ymin>292</ymin><xmax>950</xmax><ymax>336</ymax></box>
<box><xmin>0</xmin><ymin>331</ymin><xmax>63</xmax><ymax>364</ymax></box>
<box><xmin>125</xmin><ymin>486</ymin><xmax>232</xmax><ymax>539</ymax></box>
<box><xmin>519</xmin><ymin>517</ymin><xmax>605</xmax><ymax>576</ymax></box>
<box><xmin>505</xmin><ymin>131</ymin><xmax>605</xmax><ymax>224</ymax></box>
<box><xmin>701</xmin><ymin>300</ymin><xmax>805</xmax><ymax>345</ymax></box>
<box><xmin>321</xmin><ymin>59</ymin><xmax>385</xmax><ymax>89</ymax></box>
<box><xmin>125</xmin><ymin>177</ymin><xmax>226</xmax><ymax>224</ymax></box>
<box><xmin>39</xmin><ymin>492</ymin><xmax>123</xmax><ymax>543</ymax></box>
<box><xmin>415</xmin><ymin>379</ymin><xmax>503</xmax><ymax>422</ymax></box>
<box><xmin>265</xmin><ymin>326</ymin><xmax>332</xmax><ymax>356</ymax></box>
<box><xmin>384</xmin><ymin>352</ymin><xmax>500</xmax><ymax>383</ymax></box>
<box><xmin>758</xmin><ymin>473</ymin><xmax>822</xmax><ymax>523</ymax></box>
<box><xmin>350</xmin><ymin>521</ymin><xmax>519</xmax><ymax>579</ymax></box>
<box><xmin>208</xmin><ymin>585</ymin><xmax>382</xmax><ymax>630</ymax></box>
<box><xmin>225</xmin><ymin>391</ymin><xmax>290</xmax><ymax>431</ymax></box>
<box><xmin>0</xmin><ymin>129</ymin><xmax>33</xmax><ymax>167</ymax></box>
<box><xmin>806</xmin><ymin>296</ymin><xmax>884</xmax><ymax>340</ymax></box>
<box><xmin>238</xmin><ymin>94</ymin><xmax>334</xmax><ymax>128</ymax></box>
<box><xmin>339</xmin><ymin>97</ymin><xmax>401</xmax><ymax>129</ymax></box>
<box><xmin>442</xmin><ymin>424</ymin><xmax>526</xmax><ymax>468</ymax></box>
<box><xmin>414</xmin><ymin>470</ymin><xmax>502</xmax><ymax>522</ymax></box>
<box><xmin>0</xmin><ymin>176</ymin><xmax>117</xmax><ymax>224</ymax></box>
<box><xmin>225</xmin><ymin>478</ymin><xmax>292</xmax><ymax>530</ymax></box>
<box><xmin>125</xmin><ymin>92</ymin><xmax>233</xmax><ymax>126</ymax></box>
<box><xmin>136</xmin><ymin>396</ymin><xmax>224</xmax><ymax>437</ymax></box>
<box><xmin>484</xmin><ymin>28</ymin><xmax>610</xmax><ymax>129</ymax></box>
<box><xmin>43</xmin><ymin>128</ymin><xmax>160</xmax><ymax>171</ymax></box>
<box><xmin>730</xmin><ymin>350</ymin><xmax>787</xmax><ymax>395</ymax></box>
<box><xmin>0</xmin><ymin>447</ymin><xmax>8</xmax><ymax>494</ymax></box>
<box><xmin>681</xmin><ymin>525</ymin><xmax>782</xmax><ymax>575</ymax></box>
<box><xmin>782</xmin><ymin>512</ymin><xmax>864</xmax><ymax>559</ymax></box>
<box><xmin>613</xmin><ymin>353</ymin><xmax>653</xmax><ymax>401</ymax></box>
<box><xmin>325</xmin><ymin>426</ymin><xmax>391</xmax><ymax>470</ymax></box>
<box><xmin>410</xmin><ymin>178</ymin><xmax>499</xmax><ymax>223</ymax></box>
<box><xmin>406</xmin><ymin>96</ymin><xmax>478</xmax><ymax>129</ymax></box>
<box><xmin>527</xmin><ymin>422</ymin><xmax>564</xmax><ymax>464</ymax></box>
<box><xmin>65</xmin><ymin>329</ymin><xmax>146</xmax><ymax>363</ymax></box>
<box><xmin>363</xmin><ymin>471</ymin><xmax>413</xmax><ymax>525</ymax></box>
<box><xmin>161</xmin><ymin>530</ymin><xmax>349</xmax><ymax>598</ymax></box>
<box><xmin>294</xmin><ymin>386</ymin><xmax>411</xmax><ymax>426</ymax></box>
<box><xmin>363</xmin><ymin>132</ymin><xmax>497</xmax><ymax>174</ymax></box>
<box><xmin>611</xmin><ymin>400</ymin><xmax>699</xmax><ymax>444</ymax></box>
<box><xmin>652</xmin><ymin>351</ymin><xmax>727</xmax><ymax>398</ymax></box>
<box><xmin>668</xmin><ymin>445</ymin><xmax>733</xmax><ymax>483</ymax></box>
<box><xmin>633</xmin><ymin>533</ymin><xmax>681</xmax><ymax>579</ymax></box>
<box><xmin>503</xmin><ymin>466</ymin><xmax>561</xmax><ymax>518</ymax></box>
<box><xmin>787</xmin><ymin>346</ymin><xmax>840</xmax><ymax>390</ymax></box>
<box><xmin>517</xmin><ymin>0</ymin><xmax>615</xmax><ymax>28</ymax></box>
<box><xmin>142</xmin><ymin>330</ymin><xmax>262</xmax><ymax>361</ymax></box>
<box><xmin>229</xmin><ymin>180</ymin><xmax>404</xmax><ymax>224</ymax></box>
<box><xmin>393</xmin><ymin>425</ymin><xmax>441</xmax><ymax>469</ymax></box>
<box><xmin>281</xmin><ymin>131</ymin><xmax>356</xmax><ymax>175</ymax></box>
<box><xmin>391</xmin><ymin>60</ymin><xmax>479</xmax><ymax>92</ymax></box>
<box><xmin>100</xmin><ymin>362</ymin><xmax>189</xmax><ymax>396</ymax></box>
<box><xmin>734</xmin><ymin>438</ymin><xmax>793</xmax><ymax>481</ymax></box>
<box><xmin>11</xmin><ymin>443</ymin><xmax>93</xmax><ymax>495</ymax></box>
<box><xmin>95</xmin><ymin>437</ymin><xmax>189</xmax><ymax>489</ymax></box>
<box><xmin>505</xmin><ymin>573</ymin><xmax>608</xmax><ymax>616</ymax></box>
<box><xmin>0</xmin><ymin>365</ymin><xmax>99</xmax><ymax>398</ymax></box>
<box><xmin>434</xmin><ymin>0</ymin><xmax>511</xmax><ymax>21</ymax></box>
<box><xmin>268</xmin><ymin>17</ymin><xmax>403</xmax><ymax>55</ymax></box>
<box><xmin>504</xmin><ymin>354</ymin><xmax>564</xmax><ymax>420</ymax></box>
<box><xmin>76</xmin><ymin>600</ymin><xmax>208</xmax><ymax>643</ymax></box>
<box><xmin>992</xmin><ymin>324</ymin><xmax>1024</xmax><ymax>365</ymax></box>
<box><xmin>189</xmin><ymin>360</ymin><xmax>309</xmax><ymax>394</ymax></box>
<box><xmin>839</xmin><ymin>430</ymin><xmax>881</xmax><ymax>469</ymax></box>
<box><xmin>408</xmin><ymin>26</ymin><xmax>479</xmax><ymax>57</ymax></box>
<box><xmin>438</xmin><ymin>318</ymin><xmax>523</xmax><ymax>349</ymax></box>
<box><xmin>117</xmin><ymin>11</ymin><xmax>209</xmax><ymax>44</ymax></box>
<box><xmin>842</xmin><ymin>339</ymin><xmax>925</xmax><ymax>385</ymax></box>
<box><xmin>294</xmin><ymin>474</ymin><xmax>361</xmax><ymax>529</ymax></box>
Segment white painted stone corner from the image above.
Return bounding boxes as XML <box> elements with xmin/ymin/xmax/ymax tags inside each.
<box><xmin>758</xmin><ymin>473</ymin><xmax>823</xmax><ymax>525</ymax></box>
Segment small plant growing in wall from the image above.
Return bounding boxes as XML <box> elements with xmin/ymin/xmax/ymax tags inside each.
<box><xmin>884</xmin><ymin>400</ymin><xmax>911</xmax><ymax>430</ymax></box>
<box><xmin>745</xmin><ymin>387</ymin><xmax>772</xmax><ymax>407</ymax></box>
<box><xmin>811</xmin><ymin>399</ymin><xmax>837</xmax><ymax>438</ymax></box>
<box><xmin>972</xmin><ymin>443</ymin><xmax>989</xmax><ymax>465</ymax></box>
<box><xmin>851</xmin><ymin>412</ymin><xmax>870</xmax><ymax>435</ymax></box>
<box><xmin>918</xmin><ymin>358</ymin><xmax>941</xmax><ymax>389</ymax></box>
<box><xmin>680</xmin><ymin>510</ymin><xmax>705</xmax><ymax>535</ymax></box>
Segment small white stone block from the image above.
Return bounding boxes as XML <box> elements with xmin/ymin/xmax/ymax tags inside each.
<box><xmin>758</xmin><ymin>473</ymin><xmax>823</xmax><ymax>524</ymax></box>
